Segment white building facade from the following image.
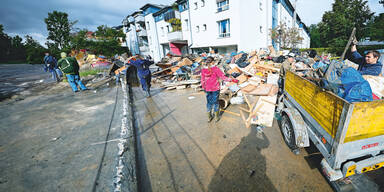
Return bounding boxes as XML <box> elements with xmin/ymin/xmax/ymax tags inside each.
<box><xmin>128</xmin><ymin>0</ymin><xmax>310</xmax><ymax>62</ymax></box>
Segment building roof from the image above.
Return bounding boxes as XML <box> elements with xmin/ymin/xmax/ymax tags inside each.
<box><xmin>153</xmin><ymin>6</ymin><xmax>172</xmax><ymax>17</ymax></box>
<box><xmin>176</xmin><ymin>0</ymin><xmax>187</xmax><ymax>4</ymax></box>
<box><xmin>140</xmin><ymin>3</ymin><xmax>166</xmax><ymax>11</ymax></box>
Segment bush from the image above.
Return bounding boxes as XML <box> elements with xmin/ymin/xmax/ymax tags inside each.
<box><xmin>300</xmin><ymin>44</ymin><xmax>384</xmax><ymax>57</ymax></box>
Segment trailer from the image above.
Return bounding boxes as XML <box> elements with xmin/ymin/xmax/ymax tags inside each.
<box><xmin>277</xmin><ymin>71</ymin><xmax>384</xmax><ymax>184</ymax></box>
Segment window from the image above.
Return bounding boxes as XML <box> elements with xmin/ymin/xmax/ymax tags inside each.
<box><xmin>196</xmin><ymin>26</ymin><xmax>200</xmax><ymax>33</ymax></box>
<box><xmin>217</xmin><ymin>0</ymin><xmax>229</xmax><ymax>12</ymax></box>
<box><xmin>201</xmin><ymin>0</ymin><xmax>205</xmax><ymax>7</ymax></box>
<box><xmin>259</xmin><ymin>26</ymin><xmax>263</xmax><ymax>33</ymax></box>
<box><xmin>203</xmin><ymin>24</ymin><xmax>207</xmax><ymax>31</ymax></box>
<box><xmin>218</xmin><ymin>19</ymin><xmax>230</xmax><ymax>37</ymax></box>
<box><xmin>194</xmin><ymin>2</ymin><xmax>198</xmax><ymax>9</ymax></box>
<box><xmin>146</xmin><ymin>22</ymin><xmax>150</xmax><ymax>30</ymax></box>
<box><xmin>149</xmin><ymin>36</ymin><xmax>151</xmax><ymax>45</ymax></box>
<box><xmin>259</xmin><ymin>2</ymin><xmax>263</xmax><ymax>11</ymax></box>
<box><xmin>185</xmin><ymin>19</ymin><xmax>189</xmax><ymax>31</ymax></box>
<box><xmin>167</xmin><ymin>25</ymin><xmax>170</xmax><ymax>33</ymax></box>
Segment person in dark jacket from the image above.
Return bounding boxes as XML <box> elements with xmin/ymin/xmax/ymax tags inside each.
<box><xmin>57</xmin><ymin>52</ymin><xmax>87</xmax><ymax>92</ymax></box>
<box><xmin>128</xmin><ymin>55</ymin><xmax>153</xmax><ymax>97</ymax></box>
<box><xmin>43</xmin><ymin>52</ymin><xmax>61</xmax><ymax>82</ymax></box>
<box><xmin>350</xmin><ymin>44</ymin><xmax>382</xmax><ymax>76</ymax></box>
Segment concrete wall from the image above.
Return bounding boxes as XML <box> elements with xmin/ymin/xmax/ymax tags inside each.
<box><xmin>188</xmin><ymin>0</ymin><xmax>238</xmax><ymax>50</ymax></box>
<box><xmin>145</xmin><ymin>13</ymin><xmax>162</xmax><ymax>62</ymax></box>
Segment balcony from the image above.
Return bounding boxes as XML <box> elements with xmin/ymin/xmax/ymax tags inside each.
<box><xmin>137</xmin><ymin>29</ymin><xmax>147</xmax><ymax>37</ymax></box>
<box><xmin>135</xmin><ymin>15</ymin><xmax>145</xmax><ymax>23</ymax></box>
<box><xmin>139</xmin><ymin>45</ymin><xmax>149</xmax><ymax>52</ymax></box>
<box><xmin>167</xmin><ymin>31</ymin><xmax>183</xmax><ymax>42</ymax></box>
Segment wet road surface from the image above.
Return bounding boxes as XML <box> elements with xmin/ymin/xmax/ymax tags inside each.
<box><xmin>0</xmin><ymin>64</ymin><xmax>127</xmax><ymax>191</ymax></box>
<box><xmin>0</xmin><ymin>64</ymin><xmax>56</xmax><ymax>101</ymax></box>
<box><xmin>132</xmin><ymin>86</ymin><xmax>334</xmax><ymax>192</ymax></box>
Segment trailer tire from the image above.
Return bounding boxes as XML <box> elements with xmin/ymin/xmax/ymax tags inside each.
<box><xmin>281</xmin><ymin>114</ymin><xmax>298</xmax><ymax>151</ymax></box>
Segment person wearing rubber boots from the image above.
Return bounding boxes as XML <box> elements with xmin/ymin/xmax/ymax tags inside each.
<box><xmin>57</xmin><ymin>52</ymin><xmax>88</xmax><ymax>92</ymax></box>
<box><xmin>201</xmin><ymin>56</ymin><xmax>239</xmax><ymax>122</ymax></box>
<box><xmin>128</xmin><ymin>55</ymin><xmax>154</xmax><ymax>97</ymax></box>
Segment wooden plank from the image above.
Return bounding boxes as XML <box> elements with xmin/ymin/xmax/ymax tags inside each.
<box><xmin>247</xmin><ymin>84</ymin><xmax>273</xmax><ymax>96</ymax></box>
<box><xmin>251</xmin><ymin>95</ymin><xmax>277</xmax><ymax>127</ymax></box>
<box><xmin>220</xmin><ymin>109</ymin><xmax>240</xmax><ymax>117</ymax></box>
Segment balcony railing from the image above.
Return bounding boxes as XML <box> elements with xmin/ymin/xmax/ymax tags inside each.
<box><xmin>217</xmin><ymin>4</ymin><xmax>229</xmax><ymax>12</ymax></box>
<box><xmin>135</xmin><ymin>15</ymin><xmax>145</xmax><ymax>23</ymax></box>
<box><xmin>219</xmin><ymin>33</ymin><xmax>230</xmax><ymax>38</ymax></box>
<box><xmin>167</xmin><ymin>31</ymin><xmax>183</xmax><ymax>42</ymax></box>
<box><xmin>137</xmin><ymin>29</ymin><xmax>147</xmax><ymax>37</ymax></box>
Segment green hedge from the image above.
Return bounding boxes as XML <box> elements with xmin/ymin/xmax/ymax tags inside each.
<box><xmin>300</xmin><ymin>45</ymin><xmax>384</xmax><ymax>57</ymax></box>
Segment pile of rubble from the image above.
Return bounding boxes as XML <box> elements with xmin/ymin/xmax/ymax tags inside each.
<box><xmin>151</xmin><ymin>45</ymin><xmax>384</xmax><ymax>128</ymax></box>
<box><xmin>151</xmin><ymin>47</ymin><xmax>287</xmax><ymax>128</ymax></box>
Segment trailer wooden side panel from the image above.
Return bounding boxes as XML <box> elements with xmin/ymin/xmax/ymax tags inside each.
<box><xmin>285</xmin><ymin>71</ymin><xmax>345</xmax><ymax>138</ymax></box>
<box><xmin>345</xmin><ymin>100</ymin><xmax>384</xmax><ymax>143</ymax></box>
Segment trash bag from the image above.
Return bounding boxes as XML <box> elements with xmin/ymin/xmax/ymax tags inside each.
<box><xmin>237</xmin><ymin>62</ymin><xmax>250</xmax><ymax>68</ymax></box>
<box><xmin>235</xmin><ymin>53</ymin><xmax>248</xmax><ymax>64</ymax></box>
<box><xmin>309</xmin><ymin>50</ymin><xmax>317</xmax><ymax>58</ymax></box>
<box><xmin>340</xmin><ymin>67</ymin><xmax>373</xmax><ymax>102</ymax></box>
<box><xmin>231</xmin><ymin>72</ymin><xmax>241</xmax><ymax>78</ymax></box>
<box><xmin>321</xmin><ymin>60</ymin><xmax>344</xmax><ymax>94</ymax></box>
<box><xmin>273</xmin><ymin>55</ymin><xmax>285</xmax><ymax>63</ymax></box>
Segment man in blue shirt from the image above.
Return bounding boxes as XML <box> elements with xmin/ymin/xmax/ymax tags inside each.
<box><xmin>128</xmin><ymin>55</ymin><xmax>154</xmax><ymax>97</ymax></box>
<box><xmin>350</xmin><ymin>44</ymin><xmax>382</xmax><ymax>76</ymax></box>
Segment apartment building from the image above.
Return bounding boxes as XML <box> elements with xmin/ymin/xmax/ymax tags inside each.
<box><xmin>124</xmin><ymin>0</ymin><xmax>310</xmax><ymax>62</ymax></box>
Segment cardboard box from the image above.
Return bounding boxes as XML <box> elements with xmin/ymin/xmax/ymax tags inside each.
<box><xmin>178</xmin><ymin>58</ymin><xmax>193</xmax><ymax>66</ymax></box>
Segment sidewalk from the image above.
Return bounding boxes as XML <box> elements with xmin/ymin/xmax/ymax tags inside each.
<box><xmin>132</xmin><ymin>86</ymin><xmax>332</xmax><ymax>191</ymax></box>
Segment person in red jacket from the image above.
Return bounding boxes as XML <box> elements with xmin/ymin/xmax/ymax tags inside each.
<box><xmin>201</xmin><ymin>56</ymin><xmax>238</xmax><ymax>122</ymax></box>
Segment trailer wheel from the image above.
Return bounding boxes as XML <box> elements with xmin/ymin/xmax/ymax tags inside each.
<box><xmin>281</xmin><ymin>114</ymin><xmax>298</xmax><ymax>151</ymax></box>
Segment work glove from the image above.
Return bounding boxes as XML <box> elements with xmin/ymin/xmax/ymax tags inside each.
<box><xmin>231</xmin><ymin>79</ymin><xmax>239</xmax><ymax>83</ymax></box>
<box><xmin>352</xmin><ymin>36</ymin><xmax>358</xmax><ymax>45</ymax></box>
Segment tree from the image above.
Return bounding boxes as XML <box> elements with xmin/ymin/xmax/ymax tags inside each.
<box><xmin>69</xmin><ymin>26</ymin><xmax>126</xmax><ymax>57</ymax></box>
<box><xmin>0</xmin><ymin>24</ymin><xmax>12</xmax><ymax>62</ymax></box>
<box><xmin>309</xmin><ymin>24</ymin><xmax>323</xmax><ymax>48</ymax></box>
<box><xmin>24</xmin><ymin>35</ymin><xmax>46</xmax><ymax>64</ymax></box>
<box><xmin>10</xmin><ymin>35</ymin><xmax>26</xmax><ymax>61</ymax></box>
<box><xmin>44</xmin><ymin>11</ymin><xmax>76</xmax><ymax>50</ymax></box>
<box><xmin>318</xmin><ymin>0</ymin><xmax>373</xmax><ymax>47</ymax></box>
<box><xmin>270</xmin><ymin>23</ymin><xmax>303</xmax><ymax>49</ymax></box>
<box><xmin>365</xmin><ymin>13</ymin><xmax>384</xmax><ymax>41</ymax></box>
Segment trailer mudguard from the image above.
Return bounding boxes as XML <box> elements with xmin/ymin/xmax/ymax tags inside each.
<box><xmin>282</xmin><ymin>107</ymin><xmax>310</xmax><ymax>148</ymax></box>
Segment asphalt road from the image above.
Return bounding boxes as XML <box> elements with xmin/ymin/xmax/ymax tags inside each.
<box><xmin>1</xmin><ymin>64</ymin><xmax>383</xmax><ymax>192</ymax></box>
<box><xmin>0</xmin><ymin>64</ymin><xmax>126</xmax><ymax>191</ymax></box>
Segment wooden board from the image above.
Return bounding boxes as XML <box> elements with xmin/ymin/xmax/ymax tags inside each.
<box><xmin>247</xmin><ymin>84</ymin><xmax>273</xmax><ymax>96</ymax></box>
<box><xmin>250</xmin><ymin>95</ymin><xmax>277</xmax><ymax>127</ymax></box>
<box><xmin>236</xmin><ymin>74</ymin><xmax>248</xmax><ymax>84</ymax></box>
<box><xmin>241</xmin><ymin>84</ymin><xmax>257</xmax><ymax>93</ymax></box>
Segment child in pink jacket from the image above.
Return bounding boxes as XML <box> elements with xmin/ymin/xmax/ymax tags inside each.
<box><xmin>201</xmin><ymin>56</ymin><xmax>238</xmax><ymax>122</ymax></box>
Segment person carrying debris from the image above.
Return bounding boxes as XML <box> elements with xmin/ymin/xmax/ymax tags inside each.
<box><xmin>278</xmin><ymin>52</ymin><xmax>296</xmax><ymax>90</ymax></box>
<box><xmin>57</xmin><ymin>52</ymin><xmax>88</xmax><ymax>92</ymax></box>
<box><xmin>201</xmin><ymin>56</ymin><xmax>239</xmax><ymax>122</ymax></box>
<box><xmin>350</xmin><ymin>44</ymin><xmax>382</xmax><ymax>76</ymax></box>
<box><xmin>43</xmin><ymin>52</ymin><xmax>62</xmax><ymax>82</ymax></box>
<box><xmin>127</xmin><ymin>55</ymin><xmax>153</xmax><ymax>97</ymax></box>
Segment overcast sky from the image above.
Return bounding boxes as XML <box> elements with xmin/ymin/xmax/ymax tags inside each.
<box><xmin>0</xmin><ymin>0</ymin><xmax>383</xmax><ymax>46</ymax></box>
